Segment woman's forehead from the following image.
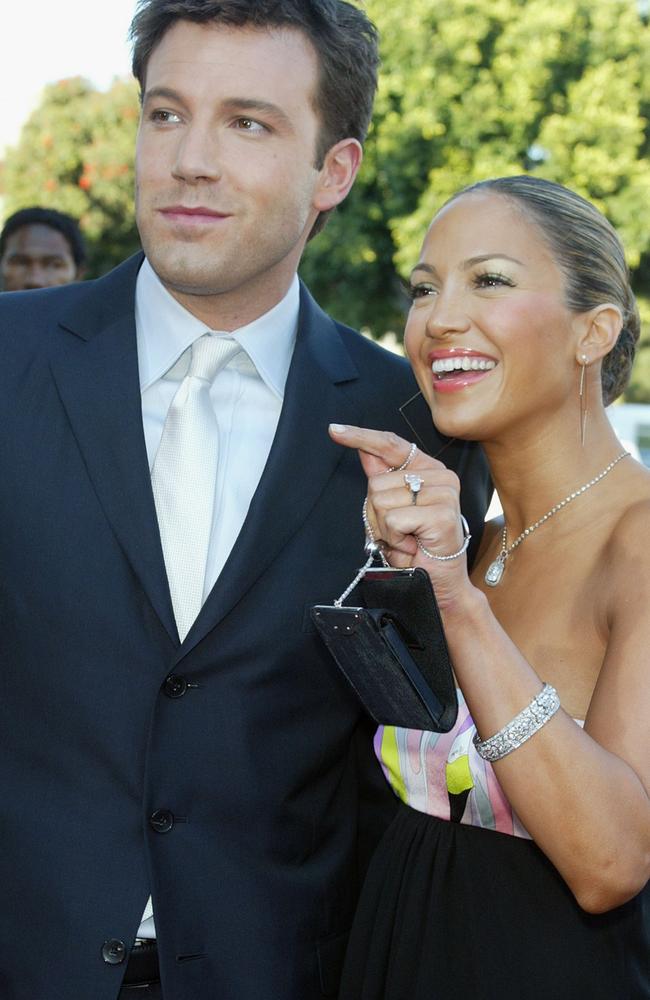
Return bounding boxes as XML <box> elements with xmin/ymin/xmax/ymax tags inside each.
<box><xmin>422</xmin><ymin>190</ymin><xmax>553</xmax><ymax>264</ymax></box>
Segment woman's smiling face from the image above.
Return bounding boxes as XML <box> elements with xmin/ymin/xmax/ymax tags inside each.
<box><xmin>404</xmin><ymin>190</ymin><xmax>580</xmax><ymax>442</ymax></box>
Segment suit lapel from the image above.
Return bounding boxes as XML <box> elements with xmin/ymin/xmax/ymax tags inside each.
<box><xmin>46</xmin><ymin>262</ymin><xmax>488</xmax><ymax>655</ymax></box>
<box><xmin>50</xmin><ymin>256</ymin><xmax>178</xmax><ymax>644</ymax></box>
<box><xmin>181</xmin><ymin>286</ymin><xmax>362</xmax><ymax>656</ymax></box>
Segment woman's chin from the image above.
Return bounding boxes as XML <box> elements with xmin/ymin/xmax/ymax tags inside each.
<box><xmin>418</xmin><ymin>376</ymin><xmax>496</xmax><ymax>443</ymax></box>
<box><xmin>429</xmin><ymin>404</ymin><xmax>485</xmax><ymax>442</ymax></box>
<box><xmin>435</xmin><ymin>422</ymin><xmax>483</xmax><ymax>442</ymax></box>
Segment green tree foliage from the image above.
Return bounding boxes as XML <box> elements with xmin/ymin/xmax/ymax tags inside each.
<box><xmin>4</xmin><ymin>1</ymin><xmax>650</xmax><ymax>398</ymax></box>
<box><xmin>2</xmin><ymin>77</ymin><xmax>141</xmax><ymax>276</ymax></box>
<box><xmin>300</xmin><ymin>0</ymin><xmax>650</xmax><ymax>400</ymax></box>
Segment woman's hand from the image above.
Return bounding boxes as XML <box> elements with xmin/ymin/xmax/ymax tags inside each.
<box><xmin>330</xmin><ymin>424</ymin><xmax>650</xmax><ymax>912</ymax></box>
<box><xmin>329</xmin><ymin>424</ymin><xmax>475</xmax><ymax>611</ymax></box>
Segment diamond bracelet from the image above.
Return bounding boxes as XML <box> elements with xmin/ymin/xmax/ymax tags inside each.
<box><xmin>472</xmin><ymin>683</ymin><xmax>561</xmax><ymax>762</ymax></box>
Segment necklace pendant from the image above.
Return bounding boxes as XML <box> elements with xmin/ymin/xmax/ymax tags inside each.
<box><xmin>485</xmin><ymin>555</ymin><xmax>506</xmax><ymax>587</ymax></box>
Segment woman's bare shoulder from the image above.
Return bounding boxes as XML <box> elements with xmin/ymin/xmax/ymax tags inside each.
<box><xmin>605</xmin><ymin>460</ymin><xmax>650</xmax><ymax>579</ymax></box>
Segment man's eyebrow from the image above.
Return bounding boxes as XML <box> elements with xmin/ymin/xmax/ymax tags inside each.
<box><xmin>141</xmin><ymin>89</ymin><xmax>293</xmax><ymax>129</ymax></box>
<box><xmin>220</xmin><ymin>97</ymin><xmax>293</xmax><ymax>128</ymax></box>
<box><xmin>462</xmin><ymin>253</ymin><xmax>523</xmax><ymax>269</ymax></box>
<box><xmin>142</xmin><ymin>86</ymin><xmax>186</xmax><ymax>106</ymax></box>
<box><xmin>8</xmin><ymin>252</ymin><xmax>65</xmax><ymax>260</ymax></box>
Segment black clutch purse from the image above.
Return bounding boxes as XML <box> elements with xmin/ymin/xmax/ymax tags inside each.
<box><xmin>312</xmin><ymin>563</ymin><xmax>458</xmax><ymax>732</ymax></box>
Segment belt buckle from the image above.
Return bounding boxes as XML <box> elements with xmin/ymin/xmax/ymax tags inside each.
<box><xmin>133</xmin><ymin>937</ymin><xmax>157</xmax><ymax>949</ymax></box>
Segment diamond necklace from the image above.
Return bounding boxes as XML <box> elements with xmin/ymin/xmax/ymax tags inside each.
<box><xmin>484</xmin><ymin>451</ymin><xmax>630</xmax><ymax>587</ymax></box>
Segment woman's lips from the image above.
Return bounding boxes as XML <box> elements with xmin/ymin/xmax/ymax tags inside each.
<box><xmin>428</xmin><ymin>350</ymin><xmax>498</xmax><ymax>394</ymax></box>
<box><xmin>431</xmin><ymin>369</ymin><xmax>495</xmax><ymax>393</ymax></box>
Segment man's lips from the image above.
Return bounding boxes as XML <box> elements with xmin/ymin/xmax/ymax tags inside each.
<box><xmin>159</xmin><ymin>206</ymin><xmax>232</xmax><ymax>223</ymax></box>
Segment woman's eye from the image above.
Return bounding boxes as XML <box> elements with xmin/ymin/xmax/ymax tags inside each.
<box><xmin>408</xmin><ymin>282</ymin><xmax>438</xmax><ymax>300</ymax></box>
<box><xmin>473</xmin><ymin>271</ymin><xmax>514</xmax><ymax>289</ymax></box>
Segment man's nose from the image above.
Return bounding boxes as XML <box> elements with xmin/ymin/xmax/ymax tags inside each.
<box><xmin>22</xmin><ymin>265</ymin><xmax>54</xmax><ymax>289</ymax></box>
<box><xmin>172</xmin><ymin>123</ymin><xmax>222</xmax><ymax>183</ymax></box>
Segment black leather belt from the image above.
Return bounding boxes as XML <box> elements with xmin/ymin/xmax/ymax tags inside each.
<box><xmin>122</xmin><ymin>940</ymin><xmax>160</xmax><ymax>987</ymax></box>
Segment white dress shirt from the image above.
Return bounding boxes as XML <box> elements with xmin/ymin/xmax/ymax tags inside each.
<box><xmin>137</xmin><ymin>258</ymin><xmax>298</xmax><ymax>597</ymax></box>
<box><xmin>134</xmin><ymin>258</ymin><xmax>299</xmax><ymax>937</ymax></box>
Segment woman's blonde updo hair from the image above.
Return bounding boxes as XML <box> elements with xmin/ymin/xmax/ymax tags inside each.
<box><xmin>449</xmin><ymin>175</ymin><xmax>640</xmax><ymax>405</ymax></box>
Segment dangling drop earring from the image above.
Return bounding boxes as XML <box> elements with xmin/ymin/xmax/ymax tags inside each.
<box><xmin>579</xmin><ymin>354</ymin><xmax>588</xmax><ymax>447</ymax></box>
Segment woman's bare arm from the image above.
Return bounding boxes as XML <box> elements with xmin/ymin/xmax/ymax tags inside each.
<box><xmin>329</xmin><ymin>423</ymin><xmax>650</xmax><ymax>913</ymax></box>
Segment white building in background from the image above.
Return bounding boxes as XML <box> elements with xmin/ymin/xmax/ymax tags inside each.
<box><xmin>607</xmin><ymin>404</ymin><xmax>648</xmax><ymax>465</ymax></box>
<box><xmin>484</xmin><ymin>403</ymin><xmax>648</xmax><ymax>521</ymax></box>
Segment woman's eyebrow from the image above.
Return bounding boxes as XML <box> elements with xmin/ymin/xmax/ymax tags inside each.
<box><xmin>410</xmin><ymin>262</ymin><xmax>439</xmax><ymax>278</ymax></box>
<box><xmin>462</xmin><ymin>253</ymin><xmax>524</xmax><ymax>269</ymax></box>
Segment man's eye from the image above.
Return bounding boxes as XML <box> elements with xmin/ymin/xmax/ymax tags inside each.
<box><xmin>234</xmin><ymin>118</ymin><xmax>266</xmax><ymax>133</ymax></box>
<box><xmin>150</xmin><ymin>109</ymin><xmax>181</xmax><ymax>124</ymax></box>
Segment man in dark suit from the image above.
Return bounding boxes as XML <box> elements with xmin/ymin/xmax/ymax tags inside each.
<box><xmin>0</xmin><ymin>2</ymin><xmax>489</xmax><ymax>998</ymax></box>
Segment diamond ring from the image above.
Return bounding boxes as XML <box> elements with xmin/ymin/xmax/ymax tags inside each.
<box><xmin>404</xmin><ymin>473</ymin><xmax>424</xmax><ymax>504</ymax></box>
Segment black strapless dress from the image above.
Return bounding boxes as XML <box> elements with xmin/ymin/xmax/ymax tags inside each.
<box><xmin>340</xmin><ymin>700</ymin><xmax>649</xmax><ymax>999</ymax></box>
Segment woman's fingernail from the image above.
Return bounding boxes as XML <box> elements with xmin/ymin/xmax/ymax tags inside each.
<box><xmin>329</xmin><ymin>423</ymin><xmax>348</xmax><ymax>434</ymax></box>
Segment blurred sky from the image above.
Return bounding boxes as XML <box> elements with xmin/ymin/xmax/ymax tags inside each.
<box><xmin>1</xmin><ymin>0</ymin><xmax>139</xmax><ymax>155</ymax></box>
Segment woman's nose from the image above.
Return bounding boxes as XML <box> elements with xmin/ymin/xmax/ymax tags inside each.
<box><xmin>423</xmin><ymin>290</ymin><xmax>471</xmax><ymax>339</ymax></box>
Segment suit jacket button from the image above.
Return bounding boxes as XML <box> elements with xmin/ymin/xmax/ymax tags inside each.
<box><xmin>101</xmin><ymin>939</ymin><xmax>127</xmax><ymax>964</ymax></box>
<box><xmin>150</xmin><ymin>809</ymin><xmax>174</xmax><ymax>833</ymax></box>
<box><xmin>164</xmin><ymin>675</ymin><xmax>188</xmax><ymax>699</ymax></box>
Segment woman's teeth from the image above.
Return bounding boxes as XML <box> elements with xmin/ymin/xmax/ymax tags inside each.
<box><xmin>431</xmin><ymin>357</ymin><xmax>496</xmax><ymax>374</ymax></box>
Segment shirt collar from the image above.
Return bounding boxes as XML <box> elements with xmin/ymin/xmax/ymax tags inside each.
<box><xmin>135</xmin><ymin>257</ymin><xmax>299</xmax><ymax>400</ymax></box>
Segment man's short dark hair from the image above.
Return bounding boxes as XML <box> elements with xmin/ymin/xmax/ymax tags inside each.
<box><xmin>129</xmin><ymin>0</ymin><xmax>380</xmax><ymax>167</ymax></box>
<box><xmin>0</xmin><ymin>207</ymin><xmax>87</xmax><ymax>269</ymax></box>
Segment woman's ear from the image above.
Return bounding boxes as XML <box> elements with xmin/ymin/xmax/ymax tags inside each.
<box><xmin>575</xmin><ymin>304</ymin><xmax>623</xmax><ymax>365</ymax></box>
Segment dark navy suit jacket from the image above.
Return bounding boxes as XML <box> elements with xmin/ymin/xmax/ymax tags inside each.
<box><xmin>0</xmin><ymin>255</ymin><xmax>490</xmax><ymax>1000</ymax></box>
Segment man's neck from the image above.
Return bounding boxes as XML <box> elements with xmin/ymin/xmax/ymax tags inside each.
<box><xmin>157</xmin><ymin>270</ymin><xmax>299</xmax><ymax>332</ymax></box>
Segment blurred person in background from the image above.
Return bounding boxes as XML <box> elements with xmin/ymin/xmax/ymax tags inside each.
<box><xmin>0</xmin><ymin>206</ymin><xmax>87</xmax><ymax>290</ymax></box>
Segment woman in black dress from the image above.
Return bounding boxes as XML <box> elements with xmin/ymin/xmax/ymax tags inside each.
<box><xmin>331</xmin><ymin>176</ymin><xmax>649</xmax><ymax>999</ymax></box>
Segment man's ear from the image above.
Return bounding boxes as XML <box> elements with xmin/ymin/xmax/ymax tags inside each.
<box><xmin>313</xmin><ymin>138</ymin><xmax>363</xmax><ymax>213</ymax></box>
<box><xmin>575</xmin><ymin>304</ymin><xmax>623</xmax><ymax>365</ymax></box>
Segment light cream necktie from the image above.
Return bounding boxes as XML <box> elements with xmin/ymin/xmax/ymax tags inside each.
<box><xmin>151</xmin><ymin>334</ymin><xmax>241</xmax><ymax>641</ymax></box>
